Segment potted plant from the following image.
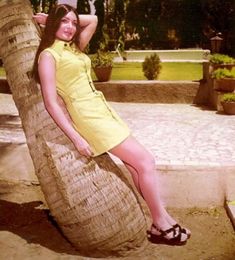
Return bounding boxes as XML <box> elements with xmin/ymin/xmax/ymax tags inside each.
<box><xmin>211</xmin><ymin>68</ymin><xmax>235</xmax><ymax>92</ymax></box>
<box><xmin>90</xmin><ymin>49</ymin><xmax>114</xmax><ymax>82</ymax></box>
<box><xmin>221</xmin><ymin>92</ymin><xmax>235</xmax><ymax>115</ymax></box>
<box><xmin>209</xmin><ymin>53</ymin><xmax>235</xmax><ymax>71</ymax></box>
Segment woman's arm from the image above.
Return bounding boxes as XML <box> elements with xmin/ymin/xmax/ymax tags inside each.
<box><xmin>38</xmin><ymin>51</ymin><xmax>93</xmax><ymax>157</ymax></box>
<box><xmin>33</xmin><ymin>13</ymin><xmax>47</xmax><ymax>26</ymax></box>
<box><xmin>33</xmin><ymin>13</ymin><xmax>98</xmax><ymax>50</ymax></box>
<box><xmin>78</xmin><ymin>15</ymin><xmax>97</xmax><ymax>51</ymax></box>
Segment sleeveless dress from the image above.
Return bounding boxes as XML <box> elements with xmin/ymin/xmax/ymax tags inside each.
<box><xmin>43</xmin><ymin>40</ymin><xmax>130</xmax><ymax>156</ymax></box>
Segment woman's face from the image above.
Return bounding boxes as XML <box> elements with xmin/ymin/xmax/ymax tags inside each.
<box><xmin>56</xmin><ymin>11</ymin><xmax>77</xmax><ymax>42</ymax></box>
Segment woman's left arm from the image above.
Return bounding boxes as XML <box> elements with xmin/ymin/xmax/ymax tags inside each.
<box><xmin>78</xmin><ymin>15</ymin><xmax>98</xmax><ymax>51</ymax></box>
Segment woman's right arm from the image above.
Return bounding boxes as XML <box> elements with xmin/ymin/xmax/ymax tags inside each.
<box><xmin>38</xmin><ymin>51</ymin><xmax>93</xmax><ymax>157</ymax></box>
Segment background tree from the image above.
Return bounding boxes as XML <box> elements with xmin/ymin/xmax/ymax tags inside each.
<box><xmin>77</xmin><ymin>0</ymin><xmax>90</xmax><ymax>13</ymax></box>
<box><xmin>201</xmin><ymin>0</ymin><xmax>235</xmax><ymax>55</ymax></box>
<box><xmin>113</xmin><ymin>0</ymin><xmax>129</xmax><ymax>51</ymax></box>
<box><xmin>174</xmin><ymin>0</ymin><xmax>203</xmax><ymax>48</ymax></box>
<box><xmin>31</xmin><ymin>0</ymin><xmax>56</xmax><ymax>13</ymax></box>
<box><xmin>29</xmin><ymin>0</ymin><xmax>235</xmax><ymax>54</ymax></box>
<box><xmin>126</xmin><ymin>0</ymin><xmax>162</xmax><ymax>49</ymax></box>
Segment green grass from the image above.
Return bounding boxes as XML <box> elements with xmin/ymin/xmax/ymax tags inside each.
<box><xmin>0</xmin><ymin>67</ymin><xmax>6</xmax><ymax>77</ymax></box>
<box><xmin>121</xmin><ymin>49</ymin><xmax>208</xmax><ymax>61</ymax></box>
<box><xmin>0</xmin><ymin>62</ymin><xmax>202</xmax><ymax>81</ymax></box>
<box><xmin>158</xmin><ymin>62</ymin><xmax>202</xmax><ymax>81</ymax></box>
<box><xmin>92</xmin><ymin>62</ymin><xmax>202</xmax><ymax>81</ymax></box>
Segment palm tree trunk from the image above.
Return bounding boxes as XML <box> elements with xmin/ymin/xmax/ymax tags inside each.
<box><xmin>0</xmin><ymin>0</ymin><xmax>147</xmax><ymax>257</ymax></box>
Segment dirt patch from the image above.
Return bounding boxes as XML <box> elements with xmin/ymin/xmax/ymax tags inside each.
<box><xmin>0</xmin><ymin>183</ymin><xmax>234</xmax><ymax>260</ymax></box>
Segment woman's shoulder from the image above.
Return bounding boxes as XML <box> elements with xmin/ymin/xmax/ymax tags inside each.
<box><xmin>42</xmin><ymin>40</ymin><xmax>66</xmax><ymax>62</ymax></box>
<box><xmin>38</xmin><ymin>49</ymin><xmax>55</xmax><ymax>65</ymax></box>
<box><xmin>48</xmin><ymin>40</ymin><xmax>65</xmax><ymax>52</ymax></box>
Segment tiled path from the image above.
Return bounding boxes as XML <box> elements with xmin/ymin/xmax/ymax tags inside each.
<box><xmin>111</xmin><ymin>102</ymin><xmax>235</xmax><ymax>167</ymax></box>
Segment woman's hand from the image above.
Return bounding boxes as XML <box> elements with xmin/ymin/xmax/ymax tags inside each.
<box><xmin>72</xmin><ymin>135</ymin><xmax>93</xmax><ymax>157</ymax></box>
<box><xmin>33</xmin><ymin>13</ymin><xmax>47</xmax><ymax>25</ymax></box>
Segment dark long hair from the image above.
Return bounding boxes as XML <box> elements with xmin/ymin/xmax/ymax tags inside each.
<box><xmin>32</xmin><ymin>4</ymin><xmax>80</xmax><ymax>82</ymax></box>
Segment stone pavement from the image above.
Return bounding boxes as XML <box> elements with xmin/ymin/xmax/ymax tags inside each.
<box><xmin>0</xmin><ymin>94</ymin><xmax>235</xmax><ymax>226</ymax></box>
<box><xmin>112</xmin><ymin>102</ymin><xmax>235</xmax><ymax>167</ymax></box>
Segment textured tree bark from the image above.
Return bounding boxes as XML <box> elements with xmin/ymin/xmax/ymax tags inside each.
<box><xmin>0</xmin><ymin>0</ymin><xmax>147</xmax><ymax>257</ymax></box>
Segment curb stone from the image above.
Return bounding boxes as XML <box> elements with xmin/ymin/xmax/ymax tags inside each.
<box><xmin>225</xmin><ymin>200</ymin><xmax>235</xmax><ymax>230</ymax></box>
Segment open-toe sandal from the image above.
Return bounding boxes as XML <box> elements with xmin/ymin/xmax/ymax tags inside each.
<box><xmin>173</xmin><ymin>224</ymin><xmax>191</xmax><ymax>239</ymax></box>
<box><xmin>147</xmin><ymin>224</ymin><xmax>187</xmax><ymax>246</ymax></box>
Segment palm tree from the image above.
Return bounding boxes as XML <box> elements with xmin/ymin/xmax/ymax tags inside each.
<box><xmin>0</xmin><ymin>0</ymin><xmax>147</xmax><ymax>257</ymax></box>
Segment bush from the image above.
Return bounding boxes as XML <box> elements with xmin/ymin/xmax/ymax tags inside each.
<box><xmin>142</xmin><ymin>53</ymin><xmax>162</xmax><ymax>80</ymax></box>
<box><xmin>90</xmin><ymin>50</ymin><xmax>113</xmax><ymax>68</ymax></box>
<box><xmin>212</xmin><ymin>68</ymin><xmax>235</xmax><ymax>79</ymax></box>
<box><xmin>209</xmin><ymin>53</ymin><xmax>235</xmax><ymax>64</ymax></box>
<box><xmin>221</xmin><ymin>93</ymin><xmax>235</xmax><ymax>102</ymax></box>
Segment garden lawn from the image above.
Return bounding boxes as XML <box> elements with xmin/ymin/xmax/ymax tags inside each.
<box><xmin>0</xmin><ymin>67</ymin><xmax>6</xmax><ymax>77</ymax></box>
<box><xmin>92</xmin><ymin>62</ymin><xmax>203</xmax><ymax>81</ymax></box>
<box><xmin>0</xmin><ymin>62</ymin><xmax>202</xmax><ymax>81</ymax></box>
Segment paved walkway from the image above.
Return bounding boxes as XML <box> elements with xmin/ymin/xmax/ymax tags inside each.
<box><xmin>2</xmin><ymin>96</ymin><xmax>235</xmax><ymax>168</ymax></box>
<box><xmin>111</xmin><ymin>102</ymin><xmax>235</xmax><ymax>167</ymax></box>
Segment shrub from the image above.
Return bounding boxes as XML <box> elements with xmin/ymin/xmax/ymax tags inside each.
<box><xmin>211</xmin><ymin>68</ymin><xmax>235</xmax><ymax>79</ymax></box>
<box><xmin>209</xmin><ymin>53</ymin><xmax>235</xmax><ymax>64</ymax></box>
<box><xmin>90</xmin><ymin>50</ymin><xmax>113</xmax><ymax>68</ymax></box>
<box><xmin>221</xmin><ymin>93</ymin><xmax>235</xmax><ymax>102</ymax></box>
<box><xmin>142</xmin><ymin>53</ymin><xmax>162</xmax><ymax>80</ymax></box>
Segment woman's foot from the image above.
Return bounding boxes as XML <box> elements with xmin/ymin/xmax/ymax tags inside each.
<box><xmin>164</xmin><ymin>213</ymin><xmax>191</xmax><ymax>238</ymax></box>
<box><xmin>172</xmin><ymin>223</ymin><xmax>191</xmax><ymax>239</ymax></box>
<box><xmin>147</xmin><ymin>223</ymin><xmax>188</xmax><ymax>246</ymax></box>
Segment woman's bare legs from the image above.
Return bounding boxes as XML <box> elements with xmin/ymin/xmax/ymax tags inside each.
<box><xmin>122</xmin><ymin>161</ymin><xmax>142</xmax><ymax>194</ymax></box>
<box><xmin>109</xmin><ymin>135</ymin><xmax>189</xmax><ymax>241</ymax></box>
<box><xmin>122</xmin><ymin>159</ymin><xmax>178</xmax><ymax>227</ymax></box>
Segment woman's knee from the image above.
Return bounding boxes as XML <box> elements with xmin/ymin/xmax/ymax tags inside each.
<box><xmin>110</xmin><ymin>136</ymin><xmax>156</xmax><ymax>172</ymax></box>
<box><xmin>137</xmin><ymin>152</ymin><xmax>156</xmax><ymax>173</ymax></box>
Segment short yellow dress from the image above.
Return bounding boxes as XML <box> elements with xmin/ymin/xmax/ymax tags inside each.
<box><xmin>43</xmin><ymin>40</ymin><xmax>130</xmax><ymax>156</ymax></box>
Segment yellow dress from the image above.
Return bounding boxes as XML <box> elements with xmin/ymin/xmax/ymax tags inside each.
<box><xmin>43</xmin><ymin>40</ymin><xmax>130</xmax><ymax>156</ymax></box>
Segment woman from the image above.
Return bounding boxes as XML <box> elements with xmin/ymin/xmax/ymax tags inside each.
<box><xmin>33</xmin><ymin>4</ymin><xmax>190</xmax><ymax>246</ymax></box>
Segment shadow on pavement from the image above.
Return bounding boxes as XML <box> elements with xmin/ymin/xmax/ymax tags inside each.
<box><xmin>0</xmin><ymin>199</ymin><xmax>80</xmax><ymax>255</ymax></box>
